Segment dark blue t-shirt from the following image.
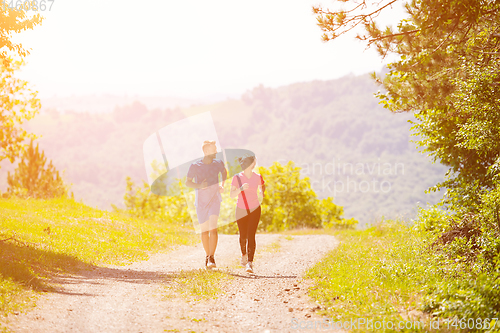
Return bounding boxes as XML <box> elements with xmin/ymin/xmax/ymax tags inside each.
<box><xmin>187</xmin><ymin>159</ymin><xmax>227</xmax><ymax>207</ymax></box>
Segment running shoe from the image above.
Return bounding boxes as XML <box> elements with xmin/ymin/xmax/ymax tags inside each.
<box><xmin>245</xmin><ymin>261</ymin><xmax>253</xmax><ymax>273</ymax></box>
<box><xmin>241</xmin><ymin>253</ymin><xmax>248</xmax><ymax>266</ymax></box>
<box><xmin>205</xmin><ymin>256</ymin><xmax>209</xmax><ymax>269</ymax></box>
<box><xmin>207</xmin><ymin>255</ymin><xmax>216</xmax><ymax>269</ymax></box>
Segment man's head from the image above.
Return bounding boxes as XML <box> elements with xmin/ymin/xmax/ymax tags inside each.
<box><xmin>202</xmin><ymin>140</ymin><xmax>217</xmax><ymax>157</ymax></box>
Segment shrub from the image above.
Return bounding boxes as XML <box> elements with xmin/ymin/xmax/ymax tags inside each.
<box><xmin>113</xmin><ymin>176</ymin><xmax>190</xmax><ymax>226</ymax></box>
<box><xmin>120</xmin><ymin>160</ymin><xmax>357</xmax><ymax>232</ymax></box>
<box><xmin>6</xmin><ymin>139</ymin><xmax>69</xmax><ymax>199</ymax></box>
<box><xmin>258</xmin><ymin>161</ymin><xmax>356</xmax><ymax>231</ymax></box>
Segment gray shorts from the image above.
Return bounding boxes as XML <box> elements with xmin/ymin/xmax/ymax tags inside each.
<box><xmin>196</xmin><ymin>199</ymin><xmax>221</xmax><ymax>225</ymax></box>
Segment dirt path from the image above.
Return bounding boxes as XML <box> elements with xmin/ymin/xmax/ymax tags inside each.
<box><xmin>5</xmin><ymin>234</ymin><xmax>340</xmax><ymax>333</ymax></box>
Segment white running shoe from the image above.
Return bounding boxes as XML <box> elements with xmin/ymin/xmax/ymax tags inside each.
<box><xmin>245</xmin><ymin>261</ymin><xmax>253</xmax><ymax>273</ymax></box>
<box><xmin>207</xmin><ymin>255</ymin><xmax>216</xmax><ymax>269</ymax></box>
<box><xmin>241</xmin><ymin>253</ymin><xmax>248</xmax><ymax>266</ymax></box>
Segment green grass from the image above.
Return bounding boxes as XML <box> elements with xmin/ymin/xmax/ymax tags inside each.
<box><xmin>165</xmin><ymin>269</ymin><xmax>232</xmax><ymax>301</ymax></box>
<box><xmin>280</xmin><ymin>227</ymin><xmax>340</xmax><ymax>236</ymax></box>
<box><xmin>305</xmin><ymin>220</ymin><xmax>439</xmax><ymax>332</ymax></box>
<box><xmin>261</xmin><ymin>238</ymin><xmax>282</xmax><ymax>253</ymax></box>
<box><xmin>0</xmin><ymin>196</ymin><xmax>197</xmax><ymax>319</ymax></box>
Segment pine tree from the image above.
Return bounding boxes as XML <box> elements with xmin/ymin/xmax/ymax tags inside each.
<box><xmin>313</xmin><ymin>0</ymin><xmax>500</xmax><ymax>210</ymax></box>
<box><xmin>7</xmin><ymin>139</ymin><xmax>69</xmax><ymax>199</ymax></box>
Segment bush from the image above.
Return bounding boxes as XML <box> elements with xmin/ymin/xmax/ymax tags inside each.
<box><xmin>319</xmin><ymin>197</ymin><xmax>357</xmax><ymax>229</ymax></box>
<box><xmin>413</xmin><ymin>205</ymin><xmax>450</xmax><ymax>235</ymax></box>
<box><xmin>416</xmin><ymin>196</ymin><xmax>500</xmax><ymax>325</ymax></box>
<box><xmin>6</xmin><ymin>139</ymin><xmax>69</xmax><ymax>199</ymax></box>
<box><xmin>258</xmin><ymin>161</ymin><xmax>356</xmax><ymax>232</ymax></box>
<box><xmin>120</xmin><ymin>160</ymin><xmax>357</xmax><ymax>232</ymax></box>
<box><xmin>113</xmin><ymin>176</ymin><xmax>190</xmax><ymax>226</ymax></box>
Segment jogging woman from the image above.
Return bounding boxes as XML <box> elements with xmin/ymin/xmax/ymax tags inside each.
<box><xmin>230</xmin><ymin>155</ymin><xmax>265</xmax><ymax>273</ymax></box>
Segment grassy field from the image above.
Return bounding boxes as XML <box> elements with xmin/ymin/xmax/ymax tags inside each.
<box><xmin>305</xmin><ymin>221</ymin><xmax>441</xmax><ymax>332</ymax></box>
<box><xmin>0</xmin><ymin>196</ymin><xmax>197</xmax><ymax>319</ymax></box>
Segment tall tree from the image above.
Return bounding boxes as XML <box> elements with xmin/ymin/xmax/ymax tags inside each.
<box><xmin>0</xmin><ymin>59</ymin><xmax>41</xmax><ymax>165</ymax></box>
<box><xmin>0</xmin><ymin>6</ymin><xmax>44</xmax><ymax>166</ymax></box>
<box><xmin>313</xmin><ymin>0</ymin><xmax>500</xmax><ymax>209</ymax></box>
<box><xmin>0</xmin><ymin>5</ymin><xmax>43</xmax><ymax>67</ymax></box>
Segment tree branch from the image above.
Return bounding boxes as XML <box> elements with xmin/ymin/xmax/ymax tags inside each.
<box><xmin>315</xmin><ymin>0</ymin><xmax>399</xmax><ymax>40</ymax></box>
<box><xmin>364</xmin><ymin>28</ymin><xmax>421</xmax><ymax>45</ymax></box>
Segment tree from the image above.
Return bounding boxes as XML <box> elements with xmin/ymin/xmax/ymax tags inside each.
<box><xmin>7</xmin><ymin>139</ymin><xmax>69</xmax><ymax>198</ymax></box>
<box><xmin>258</xmin><ymin>161</ymin><xmax>354</xmax><ymax>231</ymax></box>
<box><xmin>0</xmin><ymin>6</ymin><xmax>43</xmax><ymax>165</ymax></box>
<box><xmin>0</xmin><ymin>5</ymin><xmax>43</xmax><ymax>67</ymax></box>
<box><xmin>0</xmin><ymin>59</ymin><xmax>41</xmax><ymax>165</ymax></box>
<box><xmin>315</xmin><ymin>2</ymin><xmax>500</xmax><ymax>318</ymax></box>
<box><xmin>313</xmin><ymin>0</ymin><xmax>500</xmax><ymax>209</ymax></box>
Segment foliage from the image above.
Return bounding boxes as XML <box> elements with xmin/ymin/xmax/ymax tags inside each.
<box><xmin>307</xmin><ymin>218</ymin><xmax>500</xmax><ymax>331</ymax></box>
<box><xmin>7</xmin><ymin>76</ymin><xmax>446</xmax><ymax>224</ymax></box>
<box><xmin>6</xmin><ymin>139</ymin><xmax>69</xmax><ymax>199</ymax></box>
<box><xmin>423</xmin><ymin>200</ymin><xmax>500</xmax><ymax>323</ymax></box>
<box><xmin>113</xmin><ymin>176</ymin><xmax>190</xmax><ymax>226</ymax></box>
<box><xmin>258</xmin><ymin>161</ymin><xmax>356</xmax><ymax>232</ymax></box>
<box><xmin>423</xmin><ymin>270</ymin><xmax>500</xmax><ymax>323</ymax></box>
<box><xmin>412</xmin><ymin>205</ymin><xmax>450</xmax><ymax>235</ymax></box>
<box><xmin>0</xmin><ymin>60</ymin><xmax>41</xmax><ymax>166</ymax></box>
<box><xmin>314</xmin><ymin>0</ymin><xmax>499</xmax><ymax>110</ymax></box>
<box><xmin>314</xmin><ymin>1</ymin><xmax>500</xmax><ymax>320</ymax></box>
<box><xmin>0</xmin><ymin>5</ymin><xmax>43</xmax><ymax>66</ymax></box>
<box><xmin>313</xmin><ymin>0</ymin><xmax>500</xmax><ymax>210</ymax></box>
<box><xmin>306</xmin><ymin>220</ymin><xmax>436</xmax><ymax>332</ymax></box>
<box><xmin>0</xmin><ymin>5</ymin><xmax>43</xmax><ymax>172</ymax></box>
<box><xmin>259</xmin><ymin>161</ymin><xmax>321</xmax><ymax>231</ymax></box>
<box><xmin>319</xmin><ymin>197</ymin><xmax>358</xmax><ymax>229</ymax></box>
<box><xmin>120</xmin><ymin>161</ymin><xmax>356</xmax><ymax>232</ymax></box>
<box><xmin>413</xmin><ymin>57</ymin><xmax>500</xmax><ymax>211</ymax></box>
<box><xmin>432</xmin><ymin>184</ymin><xmax>500</xmax><ymax>271</ymax></box>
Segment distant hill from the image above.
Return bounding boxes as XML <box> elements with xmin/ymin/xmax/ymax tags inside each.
<box><xmin>0</xmin><ymin>73</ymin><xmax>446</xmax><ymax>226</ymax></box>
<box><xmin>39</xmin><ymin>93</ymin><xmax>238</xmax><ymax>114</ymax></box>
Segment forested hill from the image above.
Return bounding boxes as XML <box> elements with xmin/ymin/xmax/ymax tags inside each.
<box><xmin>211</xmin><ymin>74</ymin><xmax>446</xmax><ymax>224</ymax></box>
<box><xmin>0</xmin><ymin>73</ymin><xmax>446</xmax><ymax>225</ymax></box>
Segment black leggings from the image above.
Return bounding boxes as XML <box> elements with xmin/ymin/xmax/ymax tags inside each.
<box><xmin>236</xmin><ymin>205</ymin><xmax>261</xmax><ymax>262</ymax></box>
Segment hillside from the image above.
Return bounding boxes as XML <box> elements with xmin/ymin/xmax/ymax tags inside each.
<box><xmin>0</xmin><ymin>73</ymin><xmax>446</xmax><ymax>225</ymax></box>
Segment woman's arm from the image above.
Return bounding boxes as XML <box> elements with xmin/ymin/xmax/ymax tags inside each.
<box><xmin>260</xmin><ymin>175</ymin><xmax>265</xmax><ymax>197</ymax></box>
<box><xmin>258</xmin><ymin>185</ymin><xmax>265</xmax><ymax>197</ymax></box>
<box><xmin>230</xmin><ymin>185</ymin><xmax>240</xmax><ymax>198</ymax></box>
<box><xmin>230</xmin><ymin>184</ymin><xmax>249</xmax><ymax>198</ymax></box>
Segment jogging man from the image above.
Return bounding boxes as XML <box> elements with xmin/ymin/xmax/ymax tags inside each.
<box><xmin>186</xmin><ymin>141</ymin><xmax>227</xmax><ymax>269</ymax></box>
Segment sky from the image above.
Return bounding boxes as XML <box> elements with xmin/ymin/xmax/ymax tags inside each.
<box><xmin>12</xmin><ymin>0</ymin><xmax>405</xmax><ymax>100</ymax></box>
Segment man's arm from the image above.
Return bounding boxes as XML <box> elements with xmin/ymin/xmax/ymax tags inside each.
<box><xmin>186</xmin><ymin>177</ymin><xmax>207</xmax><ymax>189</ymax></box>
<box><xmin>220</xmin><ymin>162</ymin><xmax>228</xmax><ymax>188</ymax></box>
<box><xmin>185</xmin><ymin>177</ymin><xmax>198</xmax><ymax>189</ymax></box>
